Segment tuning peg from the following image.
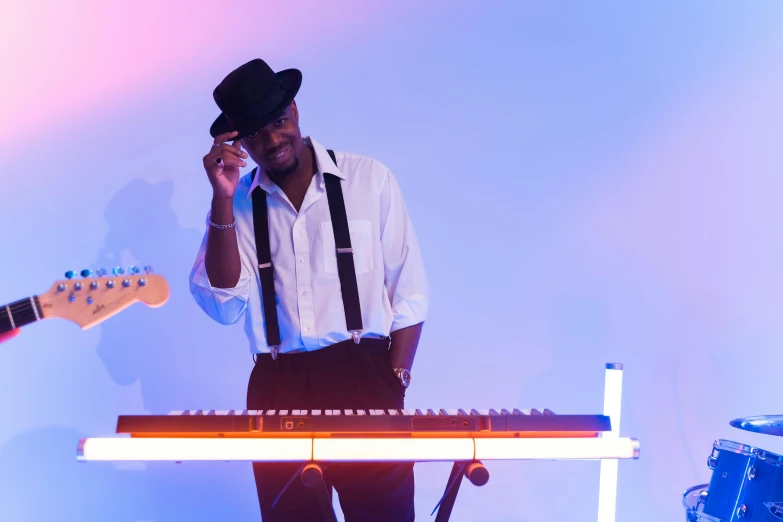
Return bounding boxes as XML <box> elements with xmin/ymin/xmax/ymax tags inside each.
<box><xmin>129</xmin><ymin>266</ymin><xmax>140</xmax><ymax>275</ymax></box>
<box><xmin>65</xmin><ymin>270</ymin><xmax>76</xmax><ymax>279</ymax></box>
<box><xmin>96</xmin><ymin>268</ymin><xmax>107</xmax><ymax>277</ymax></box>
<box><xmin>144</xmin><ymin>265</ymin><xmax>153</xmax><ymax>274</ymax></box>
<box><xmin>112</xmin><ymin>267</ymin><xmax>125</xmax><ymax>276</ymax></box>
<box><xmin>80</xmin><ymin>269</ymin><xmax>92</xmax><ymax>278</ymax></box>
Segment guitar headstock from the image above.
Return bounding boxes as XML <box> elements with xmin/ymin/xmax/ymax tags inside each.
<box><xmin>37</xmin><ymin>266</ymin><xmax>170</xmax><ymax>330</ymax></box>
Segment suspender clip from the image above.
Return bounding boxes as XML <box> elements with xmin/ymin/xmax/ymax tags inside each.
<box><xmin>270</xmin><ymin>345</ymin><xmax>279</xmax><ymax>360</ymax></box>
<box><xmin>258</xmin><ymin>262</ymin><xmax>272</xmax><ymax>270</ymax></box>
<box><xmin>337</xmin><ymin>248</ymin><xmax>353</xmax><ymax>254</ymax></box>
<box><xmin>352</xmin><ymin>330</ymin><xmax>362</xmax><ymax>344</ymax></box>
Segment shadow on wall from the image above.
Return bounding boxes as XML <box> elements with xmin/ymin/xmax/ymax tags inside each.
<box><xmin>22</xmin><ymin>178</ymin><xmax>262</xmax><ymax>521</ymax></box>
<box><xmin>93</xmin><ymin>178</ymin><xmax>252</xmax><ymax>414</ymax></box>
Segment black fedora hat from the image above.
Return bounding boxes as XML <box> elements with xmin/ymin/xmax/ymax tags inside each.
<box><xmin>210</xmin><ymin>58</ymin><xmax>302</xmax><ymax>140</ymax></box>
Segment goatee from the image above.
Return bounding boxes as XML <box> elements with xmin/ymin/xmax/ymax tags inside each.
<box><xmin>270</xmin><ymin>157</ymin><xmax>300</xmax><ymax>178</ymax></box>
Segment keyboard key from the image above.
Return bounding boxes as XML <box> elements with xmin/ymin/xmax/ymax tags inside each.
<box><xmin>500</xmin><ymin>409</ymin><xmax>512</xmax><ymax>415</ymax></box>
<box><xmin>312</xmin><ymin>410</ymin><xmax>321</xmax><ymax>415</ymax></box>
<box><xmin>512</xmin><ymin>409</ymin><xmax>524</xmax><ymax>415</ymax></box>
<box><xmin>169</xmin><ymin>410</ymin><xmax>184</xmax><ymax>416</ymax></box>
<box><xmin>388</xmin><ymin>409</ymin><xmax>399</xmax><ymax>415</ymax></box>
<box><xmin>402</xmin><ymin>409</ymin><xmax>416</xmax><ymax>416</ymax></box>
<box><xmin>531</xmin><ymin>409</ymin><xmax>542</xmax><ymax>416</ymax></box>
<box><xmin>345</xmin><ymin>410</ymin><xmax>353</xmax><ymax>415</ymax></box>
<box><xmin>470</xmin><ymin>409</ymin><xmax>481</xmax><ymax>416</ymax></box>
<box><xmin>458</xmin><ymin>409</ymin><xmax>469</xmax><ymax>416</ymax></box>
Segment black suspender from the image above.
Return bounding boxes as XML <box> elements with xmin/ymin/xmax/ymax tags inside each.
<box><xmin>324</xmin><ymin>149</ymin><xmax>363</xmax><ymax>343</ymax></box>
<box><xmin>250</xmin><ymin>169</ymin><xmax>281</xmax><ymax>351</ymax></box>
<box><xmin>250</xmin><ymin>149</ymin><xmax>364</xmax><ymax>357</ymax></box>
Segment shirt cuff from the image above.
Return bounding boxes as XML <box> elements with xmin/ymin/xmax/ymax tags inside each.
<box><xmin>390</xmin><ymin>293</ymin><xmax>429</xmax><ymax>332</ymax></box>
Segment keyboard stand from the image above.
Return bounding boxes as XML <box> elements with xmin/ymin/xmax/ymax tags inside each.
<box><xmin>432</xmin><ymin>460</ymin><xmax>490</xmax><ymax>521</ymax></box>
<box><xmin>271</xmin><ymin>462</ymin><xmax>338</xmax><ymax>522</ymax></box>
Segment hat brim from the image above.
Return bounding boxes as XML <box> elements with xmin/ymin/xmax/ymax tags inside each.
<box><xmin>209</xmin><ymin>68</ymin><xmax>302</xmax><ymax>140</ymax></box>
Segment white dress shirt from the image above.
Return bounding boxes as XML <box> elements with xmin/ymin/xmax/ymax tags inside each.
<box><xmin>189</xmin><ymin>136</ymin><xmax>429</xmax><ymax>354</ymax></box>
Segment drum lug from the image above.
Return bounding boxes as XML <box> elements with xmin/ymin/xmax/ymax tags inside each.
<box><xmin>736</xmin><ymin>504</ymin><xmax>747</xmax><ymax>518</ymax></box>
<box><xmin>707</xmin><ymin>455</ymin><xmax>719</xmax><ymax>470</ymax></box>
<box><xmin>698</xmin><ymin>490</ymin><xmax>708</xmax><ymax>505</ymax></box>
<box><xmin>747</xmin><ymin>466</ymin><xmax>757</xmax><ymax>480</ymax></box>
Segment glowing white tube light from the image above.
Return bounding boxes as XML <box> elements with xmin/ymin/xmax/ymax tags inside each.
<box><xmin>597</xmin><ymin>363</ymin><xmax>624</xmax><ymax>522</ymax></box>
<box><xmin>313</xmin><ymin>438</ymin><xmax>474</xmax><ymax>462</ymax></box>
<box><xmin>474</xmin><ymin>437</ymin><xmax>638</xmax><ymax>461</ymax></box>
<box><xmin>77</xmin><ymin>436</ymin><xmax>639</xmax><ymax>463</ymax></box>
<box><xmin>77</xmin><ymin>437</ymin><xmax>312</xmax><ymax>462</ymax></box>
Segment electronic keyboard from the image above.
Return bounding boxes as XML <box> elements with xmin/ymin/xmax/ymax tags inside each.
<box><xmin>115</xmin><ymin>408</ymin><xmax>611</xmax><ymax>438</ymax></box>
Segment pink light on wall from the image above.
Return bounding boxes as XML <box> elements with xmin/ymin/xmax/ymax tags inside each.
<box><xmin>0</xmin><ymin>0</ymin><xmax>418</xmax><ymax>141</ymax></box>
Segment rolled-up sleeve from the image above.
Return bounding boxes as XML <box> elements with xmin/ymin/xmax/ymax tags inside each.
<box><xmin>379</xmin><ymin>167</ymin><xmax>429</xmax><ymax>332</ymax></box>
<box><xmin>188</xmin><ymin>213</ymin><xmax>253</xmax><ymax>325</ymax></box>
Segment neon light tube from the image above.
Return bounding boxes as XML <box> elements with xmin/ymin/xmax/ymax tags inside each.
<box><xmin>598</xmin><ymin>363</ymin><xmax>624</xmax><ymax>522</ymax></box>
<box><xmin>313</xmin><ymin>438</ymin><xmax>474</xmax><ymax>462</ymax></box>
<box><xmin>474</xmin><ymin>437</ymin><xmax>639</xmax><ymax>461</ymax></box>
<box><xmin>77</xmin><ymin>438</ymin><xmax>312</xmax><ymax>462</ymax></box>
<box><xmin>78</xmin><ymin>436</ymin><xmax>639</xmax><ymax>462</ymax></box>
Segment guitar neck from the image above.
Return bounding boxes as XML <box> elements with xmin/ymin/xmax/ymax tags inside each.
<box><xmin>0</xmin><ymin>296</ymin><xmax>43</xmax><ymax>334</ymax></box>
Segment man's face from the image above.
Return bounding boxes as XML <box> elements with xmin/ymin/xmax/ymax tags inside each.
<box><xmin>241</xmin><ymin>101</ymin><xmax>302</xmax><ymax>178</ymax></box>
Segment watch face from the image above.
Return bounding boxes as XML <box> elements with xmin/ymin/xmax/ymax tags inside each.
<box><xmin>400</xmin><ymin>369</ymin><xmax>411</xmax><ymax>386</ymax></box>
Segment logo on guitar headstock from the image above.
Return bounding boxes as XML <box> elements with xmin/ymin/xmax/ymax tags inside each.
<box><xmin>92</xmin><ymin>304</ymin><xmax>107</xmax><ymax>316</ymax></box>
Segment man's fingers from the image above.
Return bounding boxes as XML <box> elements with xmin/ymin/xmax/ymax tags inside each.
<box><xmin>213</xmin><ymin>155</ymin><xmax>246</xmax><ymax>169</ymax></box>
<box><xmin>215</xmin><ymin>142</ymin><xmax>248</xmax><ymax>159</ymax></box>
<box><xmin>213</xmin><ymin>130</ymin><xmax>239</xmax><ymax>144</ymax></box>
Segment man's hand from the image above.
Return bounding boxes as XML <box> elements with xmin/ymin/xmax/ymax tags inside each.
<box><xmin>203</xmin><ymin>131</ymin><xmax>248</xmax><ymax>199</ymax></box>
<box><xmin>0</xmin><ymin>328</ymin><xmax>20</xmax><ymax>343</ymax></box>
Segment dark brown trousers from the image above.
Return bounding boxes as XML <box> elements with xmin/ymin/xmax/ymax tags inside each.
<box><xmin>246</xmin><ymin>339</ymin><xmax>415</xmax><ymax>522</ymax></box>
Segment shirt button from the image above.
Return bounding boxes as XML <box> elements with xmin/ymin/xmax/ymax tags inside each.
<box><xmin>299</xmin><ymin>258</ymin><xmax>304</xmax><ymax>263</ymax></box>
<box><xmin>301</xmin><ymin>290</ymin><xmax>308</xmax><ymax>297</ymax></box>
<box><xmin>304</xmin><ymin>327</ymin><xmax>310</xmax><ymax>332</ymax></box>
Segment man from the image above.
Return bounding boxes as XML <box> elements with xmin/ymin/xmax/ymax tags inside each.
<box><xmin>189</xmin><ymin>58</ymin><xmax>428</xmax><ymax>521</ymax></box>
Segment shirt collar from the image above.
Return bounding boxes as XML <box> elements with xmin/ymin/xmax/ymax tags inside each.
<box><xmin>246</xmin><ymin>136</ymin><xmax>344</xmax><ymax>199</ymax></box>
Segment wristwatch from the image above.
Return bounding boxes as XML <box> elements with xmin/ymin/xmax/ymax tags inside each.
<box><xmin>393</xmin><ymin>368</ymin><xmax>411</xmax><ymax>388</ymax></box>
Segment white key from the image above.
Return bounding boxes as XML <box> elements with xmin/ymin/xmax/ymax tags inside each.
<box><xmin>215</xmin><ymin>410</ymin><xmax>229</xmax><ymax>415</ymax></box>
<box><xmin>267</xmin><ymin>410</ymin><xmax>276</xmax><ymax>416</ymax></box>
<box><xmin>325</xmin><ymin>410</ymin><xmax>333</xmax><ymax>415</ymax></box>
<box><xmin>312</xmin><ymin>410</ymin><xmax>321</xmax><ymax>415</ymax></box>
<box><xmin>369</xmin><ymin>409</ymin><xmax>384</xmax><ymax>415</ymax></box>
<box><xmin>356</xmin><ymin>410</ymin><xmax>366</xmax><ymax>415</ymax></box>
<box><xmin>169</xmin><ymin>410</ymin><xmax>184</xmax><ymax>416</ymax></box>
<box><xmin>332</xmin><ymin>410</ymin><xmax>342</xmax><ymax>415</ymax></box>
<box><xmin>388</xmin><ymin>409</ymin><xmax>399</xmax><ymax>415</ymax></box>
<box><xmin>278</xmin><ymin>410</ymin><xmax>288</xmax><ymax>416</ymax></box>
<box><xmin>292</xmin><ymin>410</ymin><xmax>302</xmax><ymax>416</ymax></box>
<box><xmin>478</xmin><ymin>409</ymin><xmax>491</xmax><ymax>416</ymax></box>
<box><xmin>402</xmin><ymin>409</ymin><xmax>416</xmax><ymax>416</ymax></box>
<box><xmin>345</xmin><ymin>410</ymin><xmax>353</xmax><ymax>415</ymax></box>
<box><xmin>447</xmin><ymin>409</ymin><xmax>460</xmax><ymax>415</ymax></box>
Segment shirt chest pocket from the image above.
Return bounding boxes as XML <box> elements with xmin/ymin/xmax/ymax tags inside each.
<box><xmin>320</xmin><ymin>220</ymin><xmax>374</xmax><ymax>275</ymax></box>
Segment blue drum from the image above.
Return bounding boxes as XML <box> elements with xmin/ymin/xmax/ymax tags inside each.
<box><xmin>684</xmin><ymin>440</ymin><xmax>783</xmax><ymax>521</ymax></box>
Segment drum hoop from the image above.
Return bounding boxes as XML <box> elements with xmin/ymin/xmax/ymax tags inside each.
<box><xmin>716</xmin><ymin>439</ymin><xmax>783</xmax><ymax>466</ymax></box>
